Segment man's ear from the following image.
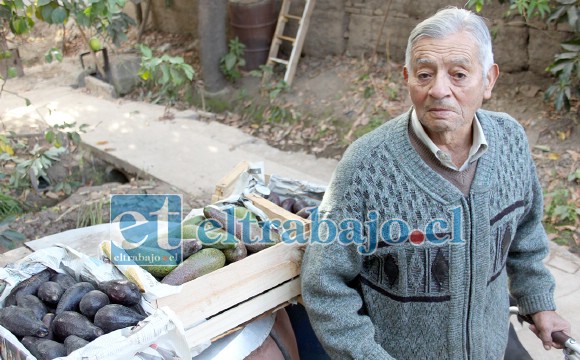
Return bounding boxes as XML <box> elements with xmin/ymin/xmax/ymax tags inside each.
<box><xmin>484</xmin><ymin>64</ymin><xmax>499</xmax><ymax>100</ymax></box>
<box><xmin>403</xmin><ymin>66</ymin><xmax>409</xmax><ymax>83</ymax></box>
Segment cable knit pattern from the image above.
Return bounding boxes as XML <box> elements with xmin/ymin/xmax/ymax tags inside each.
<box><xmin>301</xmin><ymin>109</ymin><xmax>556</xmax><ymax>360</ymax></box>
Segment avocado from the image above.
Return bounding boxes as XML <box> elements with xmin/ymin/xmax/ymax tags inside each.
<box><xmin>79</xmin><ymin>290</ymin><xmax>110</xmax><ymax>319</ymax></box>
<box><xmin>233</xmin><ymin>206</ymin><xmax>257</xmax><ymax>221</ymax></box>
<box><xmin>125</xmin><ymin>246</ymin><xmax>178</xmax><ymax>278</ymax></box>
<box><xmin>52</xmin><ymin>311</ymin><xmax>104</xmax><ymax>341</ymax></box>
<box><xmin>222</xmin><ymin>241</ymin><xmax>248</xmax><ymax>263</ymax></box>
<box><xmin>37</xmin><ymin>281</ymin><xmax>65</xmax><ymax>306</ymax></box>
<box><xmin>183</xmin><ymin>215</ymin><xmax>205</xmax><ymax>226</ymax></box>
<box><xmin>0</xmin><ymin>306</ymin><xmax>49</xmax><ymax>337</ymax></box>
<box><xmin>98</xmin><ymin>279</ymin><xmax>141</xmax><ymax>306</ymax></box>
<box><xmin>4</xmin><ymin>269</ymin><xmax>53</xmax><ymax>307</ymax></box>
<box><xmin>182</xmin><ymin>238</ymin><xmax>203</xmax><ymax>259</ymax></box>
<box><xmin>35</xmin><ymin>339</ymin><xmax>67</xmax><ymax>360</ymax></box>
<box><xmin>64</xmin><ymin>335</ymin><xmax>90</xmax><ymax>355</ymax></box>
<box><xmin>50</xmin><ymin>273</ymin><xmax>77</xmax><ymax>290</ymax></box>
<box><xmin>161</xmin><ymin>248</ymin><xmax>226</xmax><ymax>285</ymax></box>
<box><xmin>41</xmin><ymin>312</ymin><xmax>55</xmax><ymax>340</ymax></box>
<box><xmin>267</xmin><ymin>192</ymin><xmax>281</xmax><ymax>206</ymax></box>
<box><xmin>16</xmin><ymin>294</ymin><xmax>48</xmax><ymax>320</ymax></box>
<box><xmin>281</xmin><ymin>198</ymin><xmax>296</xmax><ymax>213</ymax></box>
<box><xmin>56</xmin><ymin>282</ymin><xmax>95</xmax><ymax>314</ymax></box>
<box><xmin>94</xmin><ymin>304</ymin><xmax>146</xmax><ymax>333</ymax></box>
<box><xmin>201</xmin><ymin>228</ymin><xmax>239</xmax><ymax>249</ymax></box>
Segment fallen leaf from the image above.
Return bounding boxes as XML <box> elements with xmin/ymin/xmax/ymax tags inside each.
<box><xmin>104</xmin><ymin>148</ymin><xmax>116</xmax><ymax>152</ymax></box>
<box><xmin>557</xmin><ymin>131</ymin><xmax>568</xmax><ymax>140</ymax></box>
<box><xmin>566</xmin><ymin>150</ymin><xmax>580</xmax><ymax>162</ymax></box>
<box><xmin>554</xmin><ymin>225</ymin><xmax>578</xmax><ymax>232</ymax></box>
<box><xmin>534</xmin><ymin>145</ymin><xmax>551</xmax><ymax>152</ymax></box>
<box><xmin>96</xmin><ymin>140</ymin><xmax>109</xmax><ymax>145</ymax></box>
<box><xmin>547</xmin><ymin>152</ymin><xmax>561</xmax><ymax>160</ymax></box>
<box><xmin>45</xmin><ymin>191</ymin><xmax>60</xmax><ymax>199</ymax></box>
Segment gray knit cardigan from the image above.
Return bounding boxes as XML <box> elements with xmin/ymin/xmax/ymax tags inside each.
<box><xmin>301</xmin><ymin>109</ymin><xmax>556</xmax><ymax>359</ymax></box>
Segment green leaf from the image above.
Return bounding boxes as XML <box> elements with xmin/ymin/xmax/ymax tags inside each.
<box><xmin>1</xmin><ymin>229</ymin><xmax>25</xmax><ymax>242</ymax></box>
<box><xmin>140</xmin><ymin>44</ymin><xmax>152</xmax><ymax>58</ymax></box>
<box><xmin>51</xmin><ymin>7</ymin><xmax>67</xmax><ymax>24</ymax></box>
<box><xmin>170</xmin><ymin>67</ymin><xmax>184</xmax><ymax>86</ymax></box>
<box><xmin>45</xmin><ymin>130</ymin><xmax>55</xmax><ymax>144</ymax></box>
<box><xmin>561</xmin><ymin>43</ymin><xmax>580</xmax><ymax>52</ymax></box>
<box><xmin>25</xmin><ymin>98</ymin><xmax>31</xmax><ymax>106</ymax></box>
<box><xmin>70</xmin><ymin>132</ymin><xmax>81</xmax><ymax>144</ymax></box>
<box><xmin>13</xmin><ymin>0</ymin><xmax>24</xmax><ymax>9</ymax></box>
<box><xmin>182</xmin><ymin>64</ymin><xmax>194</xmax><ymax>80</ymax></box>
<box><xmin>10</xmin><ymin>17</ymin><xmax>29</xmax><ymax>34</ymax></box>
<box><xmin>225</xmin><ymin>53</ymin><xmax>236</xmax><ymax>70</ymax></box>
<box><xmin>41</xmin><ymin>5</ymin><xmax>54</xmax><ymax>24</ymax></box>
<box><xmin>159</xmin><ymin>64</ymin><xmax>170</xmax><ymax>84</ymax></box>
<box><xmin>37</xmin><ymin>0</ymin><xmax>52</xmax><ymax>6</ymax></box>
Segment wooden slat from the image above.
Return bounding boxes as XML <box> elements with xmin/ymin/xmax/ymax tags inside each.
<box><xmin>284</xmin><ymin>0</ymin><xmax>316</xmax><ymax>86</ymax></box>
<box><xmin>284</xmin><ymin>14</ymin><xmax>302</xmax><ymax>21</ymax></box>
<box><xmin>269</xmin><ymin>57</ymin><xmax>289</xmax><ymax>65</ymax></box>
<box><xmin>185</xmin><ymin>278</ymin><xmax>301</xmax><ymax>350</ymax></box>
<box><xmin>277</xmin><ymin>35</ymin><xmax>296</xmax><ymax>43</ymax></box>
<box><xmin>246</xmin><ymin>193</ymin><xmax>311</xmax><ymax>234</ymax></box>
<box><xmin>266</xmin><ymin>0</ymin><xmax>292</xmax><ymax>64</ymax></box>
<box><xmin>155</xmin><ymin>242</ymin><xmax>303</xmax><ymax>329</ymax></box>
<box><xmin>211</xmin><ymin>160</ymin><xmax>250</xmax><ymax>203</ymax></box>
<box><xmin>0</xmin><ymin>246</ymin><xmax>33</xmax><ymax>267</ymax></box>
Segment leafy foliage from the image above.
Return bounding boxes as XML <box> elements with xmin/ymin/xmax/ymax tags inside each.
<box><xmin>137</xmin><ymin>44</ymin><xmax>195</xmax><ymax>116</ymax></box>
<box><xmin>467</xmin><ymin>0</ymin><xmax>579</xmax><ymax>112</ymax></box>
<box><xmin>220</xmin><ymin>37</ymin><xmax>246</xmax><ymax>82</ymax></box>
<box><xmin>0</xmin><ymin>122</ymin><xmax>86</xmax><ymax>192</ymax></box>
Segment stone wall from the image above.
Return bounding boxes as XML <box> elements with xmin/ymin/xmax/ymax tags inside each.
<box><xmin>141</xmin><ymin>0</ymin><xmax>574</xmax><ymax>76</ymax></box>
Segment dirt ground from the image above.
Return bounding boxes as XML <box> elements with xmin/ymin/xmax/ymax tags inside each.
<box><xmin>1</xmin><ymin>24</ymin><xmax>578</xmax><ymax>252</ymax></box>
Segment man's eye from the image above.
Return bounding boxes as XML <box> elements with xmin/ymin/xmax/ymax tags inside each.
<box><xmin>454</xmin><ymin>72</ymin><xmax>467</xmax><ymax>79</ymax></box>
<box><xmin>417</xmin><ymin>73</ymin><xmax>431</xmax><ymax>80</ymax></box>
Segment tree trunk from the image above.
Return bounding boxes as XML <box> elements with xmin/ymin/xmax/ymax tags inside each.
<box><xmin>198</xmin><ymin>0</ymin><xmax>228</xmax><ymax>93</ymax></box>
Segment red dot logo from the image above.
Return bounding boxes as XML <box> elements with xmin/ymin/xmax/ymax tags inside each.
<box><xmin>162</xmin><ymin>256</ymin><xmax>168</xmax><ymax>261</ymax></box>
<box><xmin>409</xmin><ymin>229</ymin><xmax>425</xmax><ymax>245</ymax></box>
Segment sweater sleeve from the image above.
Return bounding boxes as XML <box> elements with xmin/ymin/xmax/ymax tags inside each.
<box><xmin>506</xmin><ymin>142</ymin><xmax>556</xmax><ymax>316</ymax></box>
<box><xmin>300</xmin><ymin>153</ymin><xmax>395</xmax><ymax>359</ymax></box>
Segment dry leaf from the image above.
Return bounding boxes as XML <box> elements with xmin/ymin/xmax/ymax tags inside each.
<box><xmin>104</xmin><ymin>148</ymin><xmax>116</xmax><ymax>152</ymax></box>
<box><xmin>566</xmin><ymin>150</ymin><xmax>580</xmax><ymax>162</ymax></box>
<box><xmin>554</xmin><ymin>225</ymin><xmax>578</xmax><ymax>232</ymax></box>
<box><xmin>534</xmin><ymin>145</ymin><xmax>551</xmax><ymax>152</ymax></box>
<box><xmin>547</xmin><ymin>152</ymin><xmax>561</xmax><ymax>160</ymax></box>
<box><xmin>96</xmin><ymin>140</ymin><xmax>109</xmax><ymax>145</ymax></box>
<box><xmin>557</xmin><ymin>130</ymin><xmax>569</xmax><ymax>140</ymax></box>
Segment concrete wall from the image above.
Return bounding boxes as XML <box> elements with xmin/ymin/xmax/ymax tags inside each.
<box><xmin>142</xmin><ymin>0</ymin><xmax>574</xmax><ymax>76</ymax></box>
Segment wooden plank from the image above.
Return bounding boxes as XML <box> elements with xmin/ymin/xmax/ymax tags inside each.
<box><xmin>185</xmin><ymin>278</ymin><xmax>301</xmax><ymax>350</ymax></box>
<box><xmin>0</xmin><ymin>246</ymin><xmax>33</xmax><ymax>267</ymax></box>
<box><xmin>247</xmin><ymin>193</ymin><xmax>311</xmax><ymax>234</ymax></box>
<box><xmin>25</xmin><ymin>224</ymin><xmax>109</xmax><ymax>257</ymax></box>
<box><xmin>211</xmin><ymin>160</ymin><xmax>249</xmax><ymax>203</ymax></box>
<box><xmin>285</xmin><ymin>0</ymin><xmax>316</xmax><ymax>86</ymax></box>
<box><xmin>155</xmin><ymin>242</ymin><xmax>303</xmax><ymax>329</ymax></box>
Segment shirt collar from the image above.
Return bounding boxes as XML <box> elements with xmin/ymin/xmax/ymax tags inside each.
<box><xmin>410</xmin><ymin>109</ymin><xmax>488</xmax><ymax>171</ymax></box>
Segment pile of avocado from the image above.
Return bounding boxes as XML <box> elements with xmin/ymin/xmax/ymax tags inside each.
<box><xmin>0</xmin><ymin>269</ymin><xmax>146</xmax><ymax>359</ymax></box>
<box><xmin>129</xmin><ymin>204</ymin><xmax>275</xmax><ymax>286</ymax></box>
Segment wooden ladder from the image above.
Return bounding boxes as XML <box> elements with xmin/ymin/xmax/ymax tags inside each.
<box><xmin>264</xmin><ymin>0</ymin><xmax>316</xmax><ymax>87</ymax></box>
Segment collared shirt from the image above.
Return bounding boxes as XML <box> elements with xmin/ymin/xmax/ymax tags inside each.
<box><xmin>410</xmin><ymin>109</ymin><xmax>488</xmax><ymax>171</ymax></box>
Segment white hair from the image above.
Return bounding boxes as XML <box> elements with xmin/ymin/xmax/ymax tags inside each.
<box><xmin>405</xmin><ymin>7</ymin><xmax>494</xmax><ymax>79</ymax></box>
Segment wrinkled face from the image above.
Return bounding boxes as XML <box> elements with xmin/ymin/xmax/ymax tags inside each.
<box><xmin>403</xmin><ymin>31</ymin><xmax>498</xmax><ymax>136</ymax></box>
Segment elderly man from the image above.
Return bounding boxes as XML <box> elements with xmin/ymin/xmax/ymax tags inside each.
<box><xmin>301</xmin><ymin>7</ymin><xmax>570</xmax><ymax>359</ymax></box>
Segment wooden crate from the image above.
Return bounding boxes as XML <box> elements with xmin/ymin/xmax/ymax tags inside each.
<box><xmin>152</xmin><ymin>162</ymin><xmax>310</xmax><ymax>350</ymax></box>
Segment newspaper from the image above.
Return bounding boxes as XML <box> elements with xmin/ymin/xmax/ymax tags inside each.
<box><xmin>0</xmin><ymin>245</ymin><xmax>194</xmax><ymax>360</ymax></box>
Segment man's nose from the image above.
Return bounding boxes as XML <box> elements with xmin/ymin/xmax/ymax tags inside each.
<box><xmin>428</xmin><ymin>73</ymin><xmax>451</xmax><ymax>99</ymax></box>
